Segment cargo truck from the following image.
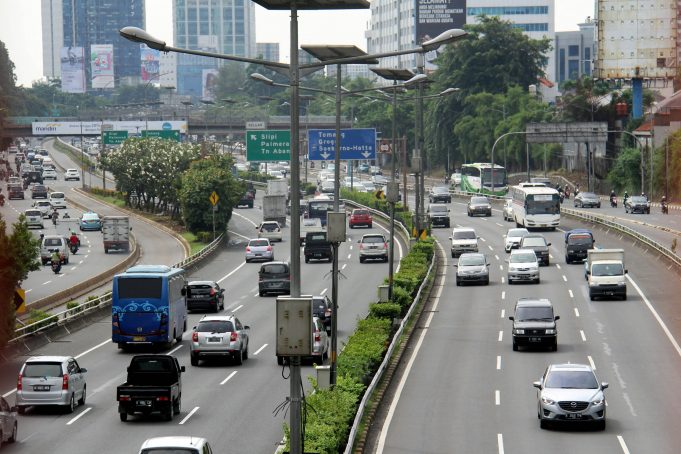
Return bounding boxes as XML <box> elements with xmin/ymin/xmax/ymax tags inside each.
<box><xmin>586</xmin><ymin>249</ymin><xmax>627</xmax><ymax>300</ymax></box>
<box><xmin>102</xmin><ymin>215</ymin><xmax>130</xmax><ymax>253</ymax></box>
<box><xmin>263</xmin><ymin>194</ymin><xmax>287</xmax><ymax>227</ymax></box>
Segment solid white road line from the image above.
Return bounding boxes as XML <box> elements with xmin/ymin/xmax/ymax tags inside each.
<box><xmin>495</xmin><ymin>390</ymin><xmax>500</xmax><ymax>405</ymax></box>
<box><xmin>617</xmin><ymin>436</ymin><xmax>631</xmax><ymax>454</ymax></box>
<box><xmin>574</xmin><ymin>308</ymin><xmax>580</xmax><ymax>317</ymax></box>
<box><xmin>588</xmin><ymin>355</ymin><xmax>596</xmax><ymax>370</ymax></box>
<box><xmin>75</xmin><ymin>339</ymin><xmax>111</xmax><ymax>359</ymax></box>
<box><xmin>217</xmin><ymin>261</ymin><xmax>247</xmax><ymax>284</ymax></box>
<box><xmin>254</xmin><ymin>344</ymin><xmax>268</xmax><ymax>355</ymax></box>
<box><xmin>232</xmin><ymin>304</ymin><xmax>243</xmax><ymax>313</ymax></box>
<box><xmin>168</xmin><ymin>344</ymin><xmax>184</xmax><ymax>355</ymax></box>
<box><xmin>496</xmin><ymin>356</ymin><xmax>501</xmax><ymax>370</ymax></box>
<box><xmin>497</xmin><ymin>434</ymin><xmax>505</xmax><ymax>454</ymax></box>
<box><xmin>321</xmin><ymin>288</ymin><xmax>328</xmax><ymax>295</ymax></box>
<box><xmin>227</xmin><ymin>229</ymin><xmax>250</xmax><ymax>240</ymax></box>
<box><xmin>66</xmin><ymin>407</ymin><xmax>92</xmax><ymax>425</ymax></box>
<box><xmin>2</xmin><ymin>389</ymin><xmax>16</xmax><ymax>398</ymax></box>
<box><xmin>220</xmin><ymin>371</ymin><xmax>237</xmax><ymax>385</ymax></box>
<box><xmin>498</xmin><ymin>331</ymin><xmax>503</xmax><ymax>342</ymax></box>
<box><xmin>179</xmin><ymin>406</ymin><xmax>200</xmax><ymax>425</ymax></box>
<box><xmin>580</xmin><ymin>330</ymin><xmax>587</xmax><ymax>342</ymax></box>
<box><xmin>231</xmin><ymin>210</ymin><xmax>258</xmax><ymax>227</ymax></box>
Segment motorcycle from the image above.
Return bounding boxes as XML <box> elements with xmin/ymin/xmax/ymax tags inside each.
<box><xmin>0</xmin><ymin>194</ymin><xmax>5</xmax><ymax>207</ymax></box>
<box><xmin>559</xmin><ymin>192</ymin><xmax>565</xmax><ymax>204</ymax></box>
<box><xmin>610</xmin><ymin>196</ymin><xmax>617</xmax><ymax>208</ymax></box>
<box><xmin>662</xmin><ymin>202</ymin><xmax>669</xmax><ymax>214</ymax></box>
<box><xmin>70</xmin><ymin>243</ymin><xmax>78</xmax><ymax>254</ymax></box>
<box><xmin>50</xmin><ymin>259</ymin><xmax>61</xmax><ymax>274</ymax></box>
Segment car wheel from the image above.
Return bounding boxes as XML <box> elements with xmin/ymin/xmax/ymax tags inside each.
<box><xmin>66</xmin><ymin>394</ymin><xmax>75</xmax><ymax>413</ymax></box>
<box><xmin>243</xmin><ymin>342</ymin><xmax>249</xmax><ymax>360</ymax></box>
<box><xmin>78</xmin><ymin>386</ymin><xmax>86</xmax><ymax>406</ymax></box>
<box><xmin>622</xmin><ymin>293</ymin><xmax>627</xmax><ymax>301</ymax></box>
<box><xmin>540</xmin><ymin>418</ymin><xmax>549</xmax><ymax>429</ymax></box>
<box><xmin>484</xmin><ymin>278</ymin><xmax>489</xmax><ymax>285</ymax></box>
<box><xmin>173</xmin><ymin>397</ymin><xmax>181</xmax><ymax>414</ymax></box>
<box><xmin>305</xmin><ymin>257</ymin><xmax>309</xmax><ymax>263</ymax></box>
<box><xmin>368</xmin><ymin>223</ymin><xmax>372</xmax><ymax>228</ymax></box>
<box><xmin>16</xmin><ymin>407</ymin><xmax>25</xmax><ymax>415</ymax></box>
<box><xmin>165</xmin><ymin>403</ymin><xmax>174</xmax><ymax>421</ymax></box>
<box><xmin>456</xmin><ymin>279</ymin><xmax>460</xmax><ymax>286</ymax></box>
<box><xmin>259</xmin><ymin>291</ymin><xmax>265</xmax><ymax>297</ymax></box>
<box><xmin>190</xmin><ymin>354</ymin><xmax>199</xmax><ymax>366</ymax></box>
<box><xmin>119</xmin><ymin>412</ymin><xmax>128</xmax><ymax>422</ymax></box>
<box><xmin>535</xmin><ymin>278</ymin><xmax>540</xmax><ymax>284</ymax></box>
<box><xmin>552</xmin><ymin>341</ymin><xmax>558</xmax><ymax>352</ymax></box>
<box><xmin>9</xmin><ymin>422</ymin><xmax>17</xmax><ymax>443</ymax></box>
<box><xmin>451</xmin><ymin>251</ymin><xmax>455</xmax><ymax>258</ymax></box>
<box><xmin>512</xmin><ymin>340</ymin><xmax>518</xmax><ymax>351</ymax></box>
<box><xmin>596</xmin><ymin>419</ymin><xmax>606</xmax><ymax>431</ymax></box>
<box><xmin>349</xmin><ymin>224</ymin><xmax>354</xmax><ymax>229</ymax></box>
<box><xmin>565</xmin><ymin>256</ymin><xmax>570</xmax><ymax>264</ymax></box>
<box><xmin>359</xmin><ymin>257</ymin><xmax>365</xmax><ymax>263</ymax></box>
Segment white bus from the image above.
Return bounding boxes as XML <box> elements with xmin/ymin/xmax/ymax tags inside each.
<box><xmin>510</xmin><ymin>185</ymin><xmax>561</xmax><ymax>229</ymax></box>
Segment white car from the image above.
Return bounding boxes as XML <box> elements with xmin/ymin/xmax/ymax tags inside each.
<box><xmin>502</xmin><ymin>198</ymin><xmax>514</xmax><ymax>221</ymax></box>
<box><xmin>372</xmin><ymin>175</ymin><xmax>388</xmax><ymax>186</ymax></box>
<box><xmin>507</xmin><ymin>249</ymin><xmax>540</xmax><ymax>284</ymax></box>
<box><xmin>257</xmin><ymin>221</ymin><xmax>283</xmax><ymax>242</ymax></box>
<box><xmin>42</xmin><ymin>168</ymin><xmax>57</xmax><ymax>180</ymax></box>
<box><xmin>451</xmin><ymin>172</ymin><xmax>462</xmax><ymax>186</ymax></box>
<box><xmin>504</xmin><ymin>228</ymin><xmax>530</xmax><ymax>252</ymax></box>
<box><xmin>48</xmin><ymin>191</ymin><xmax>67</xmax><ymax>209</ymax></box>
<box><xmin>33</xmin><ymin>200</ymin><xmax>53</xmax><ymax>218</ymax></box>
<box><xmin>268</xmin><ymin>170</ymin><xmax>285</xmax><ymax>179</ymax></box>
<box><xmin>138</xmin><ymin>437</ymin><xmax>214</xmax><ymax>454</ymax></box>
<box><xmin>64</xmin><ymin>169</ymin><xmax>80</xmax><ymax>181</ymax></box>
<box><xmin>449</xmin><ymin>227</ymin><xmax>479</xmax><ymax>258</ymax></box>
<box><xmin>24</xmin><ymin>209</ymin><xmax>44</xmax><ymax>229</ymax></box>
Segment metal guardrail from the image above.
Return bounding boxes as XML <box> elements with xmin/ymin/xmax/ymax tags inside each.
<box><xmin>344</xmin><ymin>240</ymin><xmax>436</xmax><ymax>454</ymax></box>
<box><xmin>11</xmin><ymin>233</ymin><xmax>225</xmax><ymax>342</ymax></box>
<box><xmin>341</xmin><ymin>198</ymin><xmax>411</xmax><ymax>245</ymax></box>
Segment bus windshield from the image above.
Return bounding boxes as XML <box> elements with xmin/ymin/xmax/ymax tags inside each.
<box><xmin>527</xmin><ymin>194</ymin><xmax>560</xmax><ymax>215</ymax></box>
<box><xmin>117</xmin><ymin>277</ymin><xmax>162</xmax><ymax>299</ymax></box>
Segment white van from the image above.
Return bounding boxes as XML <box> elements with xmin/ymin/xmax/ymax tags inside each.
<box><xmin>40</xmin><ymin>235</ymin><xmax>69</xmax><ymax>265</ymax></box>
<box><xmin>49</xmin><ymin>192</ymin><xmax>67</xmax><ymax>209</ymax></box>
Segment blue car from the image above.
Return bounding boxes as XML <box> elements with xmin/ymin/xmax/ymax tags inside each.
<box><xmin>79</xmin><ymin>212</ymin><xmax>102</xmax><ymax>231</ymax></box>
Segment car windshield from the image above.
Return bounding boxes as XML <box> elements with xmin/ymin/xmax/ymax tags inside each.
<box><xmin>430</xmin><ymin>205</ymin><xmax>447</xmax><ymax>213</ymax></box>
<box><xmin>522</xmin><ymin>237</ymin><xmax>546</xmax><ymax>247</ymax></box>
<box><xmin>591</xmin><ymin>263</ymin><xmax>624</xmax><ymax>276</ymax></box>
<box><xmin>453</xmin><ymin>231</ymin><xmax>476</xmax><ymax>240</ymax></box>
<box><xmin>23</xmin><ymin>362</ymin><xmax>62</xmax><ymax>377</ymax></box>
<box><xmin>471</xmin><ymin>197</ymin><xmax>489</xmax><ymax>204</ymax></box>
<box><xmin>508</xmin><ymin>229</ymin><xmax>529</xmax><ymax>238</ymax></box>
<box><xmin>249</xmin><ymin>239</ymin><xmax>269</xmax><ymax>247</ymax></box>
<box><xmin>630</xmin><ymin>196</ymin><xmax>646</xmax><ymax>203</ymax></box>
<box><xmin>511</xmin><ymin>253</ymin><xmax>536</xmax><ymax>263</ymax></box>
<box><xmin>196</xmin><ymin>321</ymin><xmax>233</xmax><ymax>333</ymax></box>
<box><xmin>515</xmin><ymin>306</ymin><xmax>554</xmax><ymax>321</ymax></box>
<box><xmin>363</xmin><ymin>236</ymin><xmax>385</xmax><ymax>244</ymax></box>
<box><xmin>433</xmin><ymin>187</ymin><xmax>448</xmax><ymax>194</ymax></box>
<box><xmin>581</xmin><ymin>192</ymin><xmax>597</xmax><ymax>199</ymax></box>
<box><xmin>459</xmin><ymin>255</ymin><xmax>485</xmax><ymax>266</ymax></box>
<box><xmin>545</xmin><ymin>371</ymin><xmax>598</xmax><ymax>389</ymax></box>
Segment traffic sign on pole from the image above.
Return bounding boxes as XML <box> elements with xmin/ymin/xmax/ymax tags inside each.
<box><xmin>209</xmin><ymin>191</ymin><xmax>219</xmax><ymax>206</ymax></box>
<box><xmin>307</xmin><ymin>128</ymin><xmax>376</xmax><ymax>161</ymax></box>
<box><xmin>246</xmin><ymin>130</ymin><xmax>291</xmax><ymax>162</ymax></box>
<box><xmin>102</xmin><ymin>130</ymin><xmax>129</xmax><ymax>145</ymax></box>
<box><xmin>14</xmin><ymin>288</ymin><xmax>25</xmax><ymax>314</ymax></box>
<box><xmin>141</xmin><ymin>130</ymin><xmax>181</xmax><ymax>141</ymax></box>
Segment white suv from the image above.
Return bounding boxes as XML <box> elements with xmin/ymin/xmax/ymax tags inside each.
<box><xmin>358</xmin><ymin>233</ymin><xmax>389</xmax><ymax>263</ymax></box>
<box><xmin>449</xmin><ymin>227</ymin><xmax>479</xmax><ymax>258</ymax></box>
<box><xmin>507</xmin><ymin>249</ymin><xmax>540</xmax><ymax>284</ymax></box>
<box><xmin>64</xmin><ymin>169</ymin><xmax>80</xmax><ymax>181</ymax></box>
<box><xmin>48</xmin><ymin>191</ymin><xmax>66</xmax><ymax>209</ymax></box>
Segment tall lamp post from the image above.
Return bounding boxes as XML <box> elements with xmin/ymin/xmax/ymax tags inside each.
<box><xmin>181</xmin><ymin>100</ymin><xmax>193</xmax><ymax>142</ymax></box>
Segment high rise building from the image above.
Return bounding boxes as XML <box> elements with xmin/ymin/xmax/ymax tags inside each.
<box><xmin>61</xmin><ymin>0</ymin><xmax>145</xmax><ymax>89</ymax></box>
<box><xmin>257</xmin><ymin>42</ymin><xmax>280</xmax><ymax>62</ymax></box>
<box><xmin>555</xmin><ymin>19</ymin><xmax>595</xmax><ymax>84</ymax></box>
<box><xmin>173</xmin><ymin>0</ymin><xmax>256</xmax><ymax>99</ymax></box>
<box><xmin>41</xmin><ymin>0</ymin><xmax>63</xmax><ymax>79</ymax></box>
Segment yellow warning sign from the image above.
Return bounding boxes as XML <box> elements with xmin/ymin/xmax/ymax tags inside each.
<box><xmin>14</xmin><ymin>288</ymin><xmax>26</xmax><ymax>314</ymax></box>
<box><xmin>209</xmin><ymin>191</ymin><xmax>219</xmax><ymax>206</ymax></box>
<box><xmin>419</xmin><ymin>229</ymin><xmax>428</xmax><ymax>241</ymax></box>
<box><xmin>375</xmin><ymin>190</ymin><xmax>385</xmax><ymax>200</ymax></box>
<box><xmin>412</xmin><ymin>226</ymin><xmax>418</xmax><ymax>238</ymax></box>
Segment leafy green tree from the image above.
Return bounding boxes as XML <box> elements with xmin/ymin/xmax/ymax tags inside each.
<box><xmin>607</xmin><ymin>147</ymin><xmax>641</xmax><ymax>193</ymax></box>
<box><xmin>0</xmin><ymin>215</ymin><xmax>41</xmax><ymax>348</ymax></box>
<box><xmin>179</xmin><ymin>155</ymin><xmax>243</xmax><ymax>234</ymax></box>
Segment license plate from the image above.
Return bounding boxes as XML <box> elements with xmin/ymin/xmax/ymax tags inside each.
<box><xmin>314</xmin><ymin>253</ymin><xmax>322</xmax><ymax>257</ymax></box>
<box><xmin>133</xmin><ymin>336</ymin><xmax>146</xmax><ymax>342</ymax></box>
<box><xmin>208</xmin><ymin>337</ymin><xmax>221</xmax><ymax>342</ymax></box>
<box><xmin>529</xmin><ymin>337</ymin><xmax>542</xmax><ymax>342</ymax></box>
<box><xmin>136</xmin><ymin>400</ymin><xmax>152</xmax><ymax>407</ymax></box>
<box><xmin>567</xmin><ymin>413</ymin><xmax>582</xmax><ymax>419</ymax></box>
<box><xmin>33</xmin><ymin>385</ymin><xmax>50</xmax><ymax>391</ymax></box>
<box><xmin>255</xmin><ymin>253</ymin><xmax>262</xmax><ymax>256</ymax></box>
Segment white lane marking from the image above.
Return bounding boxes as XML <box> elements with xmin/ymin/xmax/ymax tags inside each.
<box><xmin>574</xmin><ymin>308</ymin><xmax>580</xmax><ymax>317</ymax></box>
<box><xmin>376</xmin><ymin>241</ymin><xmax>447</xmax><ymax>454</ymax></box>
<box><xmin>501</xmin><ymin>277</ymin><xmax>505</xmax><ymax>284</ymax></box>
<box><xmin>254</xmin><ymin>344</ymin><xmax>268</xmax><ymax>355</ymax></box>
<box><xmin>83</xmin><ymin>255</ymin><xmax>89</xmax><ymax>259</ymax></box>
<box><xmin>494</xmin><ymin>255</ymin><xmax>499</xmax><ymax>261</ymax></box>
<box><xmin>70</xmin><ymin>266</ymin><xmax>77</xmax><ymax>271</ymax></box>
<box><xmin>562</xmin><ymin>275</ymin><xmax>567</xmax><ymax>282</ymax></box>
<box><xmin>500</xmin><ymin>309</ymin><xmax>505</xmax><ymax>318</ymax></box>
<box><xmin>232</xmin><ymin>304</ymin><xmax>243</xmax><ymax>313</ymax></box>
<box><xmin>59</xmin><ymin>273</ymin><xmax>66</xmax><ymax>278</ymax></box>
<box><xmin>496</xmin><ymin>356</ymin><xmax>501</xmax><ymax>370</ymax></box>
<box><xmin>499</xmin><ymin>265</ymin><xmax>503</xmax><ymax>271</ymax></box>
<box><xmin>227</xmin><ymin>229</ymin><xmax>250</xmax><ymax>240</ymax></box>
<box><xmin>231</xmin><ymin>210</ymin><xmax>258</xmax><ymax>227</ymax></box>
<box><xmin>498</xmin><ymin>434</ymin><xmax>505</xmax><ymax>454</ymax></box>
<box><xmin>217</xmin><ymin>261</ymin><xmax>246</xmax><ymax>284</ymax></box>
<box><xmin>549</xmin><ymin>254</ymin><xmax>554</xmax><ymax>259</ymax></box>
<box><xmin>555</xmin><ymin>263</ymin><xmax>561</xmax><ymax>269</ymax></box>
<box><xmin>347</xmin><ymin>254</ymin><xmax>351</xmax><ymax>259</ymax></box>
<box><xmin>75</xmin><ymin>339</ymin><xmax>111</xmax><ymax>359</ymax></box>
<box><xmin>179</xmin><ymin>406</ymin><xmax>200</xmax><ymax>425</ymax></box>
<box><xmin>627</xmin><ymin>274</ymin><xmax>681</xmax><ymax>359</ymax></box>
<box><xmin>480</xmin><ymin>237</ymin><xmax>487</xmax><ymax>242</ymax></box>
<box><xmin>25</xmin><ymin>289</ymin><xmax>32</xmax><ymax>293</ymax></box>
<box><xmin>495</xmin><ymin>390</ymin><xmax>500</xmax><ymax>405</ymax></box>
<box><xmin>349</xmin><ymin>245</ymin><xmax>353</xmax><ymax>250</ymax></box>
<box><xmin>342</xmin><ymin>263</ymin><xmax>347</xmax><ymax>270</ymax></box>
<box><xmin>78</xmin><ymin>260</ymin><xmax>84</xmax><ymax>264</ymax></box>
<box><xmin>617</xmin><ymin>436</ymin><xmax>631</xmax><ymax>454</ymax></box>
<box><xmin>253</xmin><ymin>292</ymin><xmax>259</xmax><ymax>297</ymax></box>
<box><xmin>488</xmin><ymin>245</ymin><xmax>493</xmax><ymax>251</ymax></box>
<box><xmin>2</xmin><ymin>389</ymin><xmax>16</xmax><ymax>398</ymax></box>
<box><xmin>220</xmin><ymin>371</ymin><xmax>237</xmax><ymax>385</ymax></box>
<box><xmin>42</xmin><ymin>280</ymin><xmax>52</xmax><ymax>285</ymax></box>
<box><xmin>498</xmin><ymin>331</ymin><xmax>503</xmax><ymax>342</ymax></box>
<box><xmin>580</xmin><ymin>330</ymin><xmax>587</xmax><ymax>342</ymax></box>
<box><xmin>501</xmin><ymin>291</ymin><xmax>506</xmax><ymax>300</ymax></box>
<box><xmin>168</xmin><ymin>344</ymin><xmax>184</xmax><ymax>355</ymax></box>
<box><xmin>66</xmin><ymin>407</ymin><xmax>92</xmax><ymax>425</ymax></box>
<box><xmin>496</xmin><ymin>222</ymin><xmax>504</xmax><ymax>227</ymax></box>
<box><xmin>321</xmin><ymin>288</ymin><xmax>328</xmax><ymax>295</ymax></box>
<box><xmin>569</xmin><ymin>289</ymin><xmax>574</xmax><ymax>298</ymax></box>
<box><xmin>588</xmin><ymin>355</ymin><xmax>596</xmax><ymax>370</ymax></box>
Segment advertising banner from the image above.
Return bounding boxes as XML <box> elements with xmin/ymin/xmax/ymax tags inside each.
<box><xmin>415</xmin><ymin>0</ymin><xmax>466</xmax><ymax>46</ymax></box>
<box><xmin>32</xmin><ymin>121</ymin><xmax>188</xmax><ymax>136</ymax></box>
<box><xmin>60</xmin><ymin>46</ymin><xmax>86</xmax><ymax>93</ymax></box>
<box><xmin>140</xmin><ymin>44</ymin><xmax>160</xmax><ymax>82</ymax></box>
<box><xmin>202</xmin><ymin>69</ymin><xmax>219</xmax><ymax>101</ymax></box>
<box><xmin>91</xmin><ymin>44</ymin><xmax>115</xmax><ymax>89</ymax></box>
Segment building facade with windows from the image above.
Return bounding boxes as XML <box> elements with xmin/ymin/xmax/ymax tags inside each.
<box><xmin>173</xmin><ymin>0</ymin><xmax>256</xmax><ymax>98</ymax></box>
<box><xmin>554</xmin><ymin>19</ymin><xmax>595</xmax><ymax>85</ymax></box>
<box><xmin>256</xmin><ymin>42</ymin><xmax>280</xmax><ymax>62</ymax></box>
<box><xmin>41</xmin><ymin>0</ymin><xmax>64</xmax><ymax>79</ymax></box>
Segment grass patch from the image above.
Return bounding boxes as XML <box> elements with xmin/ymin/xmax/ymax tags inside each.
<box><xmin>181</xmin><ymin>231</ymin><xmax>209</xmax><ymax>255</ymax></box>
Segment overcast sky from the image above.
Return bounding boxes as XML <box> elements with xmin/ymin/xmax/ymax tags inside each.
<box><xmin>0</xmin><ymin>0</ymin><xmax>594</xmax><ymax>87</ymax></box>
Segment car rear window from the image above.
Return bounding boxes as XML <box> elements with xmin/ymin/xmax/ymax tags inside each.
<box><xmin>261</xmin><ymin>223</ymin><xmax>279</xmax><ymax>231</ymax></box>
<box><xmin>196</xmin><ymin>321</ymin><xmax>233</xmax><ymax>333</ymax></box>
<box><xmin>44</xmin><ymin>238</ymin><xmax>62</xmax><ymax>247</ymax></box>
<box><xmin>567</xmin><ymin>234</ymin><xmax>592</xmax><ymax>245</ymax></box>
<box><xmin>23</xmin><ymin>362</ymin><xmax>63</xmax><ymax>377</ymax></box>
<box><xmin>453</xmin><ymin>231</ymin><xmax>476</xmax><ymax>240</ymax></box>
<box><xmin>363</xmin><ymin>236</ymin><xmax>385</xmax><ymax>244</ymax></box>
<box><xmin>189</xmin><ymin>284</ymin><xmax>213</xmax><ymax>290</ymax></box>
<box><xmin>51</xmin><ymin>193</ymin><xmax>65</xmax><ymax>199</ymax></box>
<box><xmin>307</xmin><ymin>233</ymin><xmax>327</xmax><ymax>242</ymax></box>
<box><xmin>261</xmin><ymin>264</ymin><xmax>288</xmax><ymax>274</ymax></box>
<box><xmin>353</xmin><ymin>210</ymin><xmax>368</xmax><ymax>216</ymax></box>
<box><xmin>522</xmin><ymin>237</ymin><xmax>545</xmax><ymax>247</ymax></box>
<box><xmin>25</xmin><ymin>210</ymin><xmax>41</xmax><ymax>217</ymax></box>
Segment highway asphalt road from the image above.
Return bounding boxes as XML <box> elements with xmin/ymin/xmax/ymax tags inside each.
<box><xmin>0</xmin><ymin>190</ymin><xmax>408</xmax><ymax>454</ymax></box>
<box><xmin>366</xmin><ymin>198</ymin><xmax>681</xmax><ymax>454</ymax></box>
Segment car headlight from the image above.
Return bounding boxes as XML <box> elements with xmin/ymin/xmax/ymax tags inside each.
<box><xmin>541</xmin><ymin>396</ymin><xmax>555</xmax><ymax>405</ymax></box>
<box><xmin>545</xmin><ymin>329</ymin><xmax>556</xmax><ymax>334</ymax></box>
<box><xmin>591</xmin><ymin>398</ymin><xmax>604</xmax><ymax>406</ymax></box>
<box><xmin>514</xmin><ymin>329</ymin><xmax>525</xmax><ymax>334</ymax></box>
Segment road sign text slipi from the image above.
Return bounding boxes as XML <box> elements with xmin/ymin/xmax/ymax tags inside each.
<box><xmin>246</xmin><ymin>130</ymin><xmax>291</xmax><ymax>162</ymax></box>
<box><xmin>307</xmin><ymin>128</ymin><xmax>376</xmax><ymax>161</ymax></box>
<box><xmin>102</xmin><ymin>130</ymin><xmax>129</xmax><ymax>145</ymax></box>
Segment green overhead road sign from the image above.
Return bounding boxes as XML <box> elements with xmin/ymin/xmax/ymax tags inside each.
<box><xmin>102</xmin><ymin>130</ymin><xmax>129</xmax><ymax>145</ymax></box>
<box><xmin>142</xmin><ymin>130</ymin><xmax>181</xmax><ymax>142</ymax></box>
<box><xmin>246</xmin><ymin>130</ymin><xmax>290</xmax><ymax>162</ymax></box>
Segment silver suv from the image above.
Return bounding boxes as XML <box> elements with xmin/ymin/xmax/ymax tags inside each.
<box><xmin>533</xmin><ymin>363</ymin><xmax>608</xmax><ymax>430</ymax></box>
<box><xmin>358</xmin><ymin>233</ymin><xmax>389</xmax><ymax>263</ymax></box>
<box><xmin>16</xmin><ymin>356</ymin><xmax>87</xmax><ymax>414</ymax></box>
<box><xmin>449</xmin><ymin>227</ymin><xmax>479</xmax><ymax>258</ymax></box>
<box><xmin>190</xmin><ymin>315</ymin><xmax>250</xmax><ymax>366</ymax></box>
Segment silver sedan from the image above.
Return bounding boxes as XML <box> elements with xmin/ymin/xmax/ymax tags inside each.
<box><xmin>245</xmin><ymin>238</ymin><xmax>274</xmax><ymax>262</ymax></box>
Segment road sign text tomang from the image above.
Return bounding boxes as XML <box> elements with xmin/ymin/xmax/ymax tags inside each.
<box><xmin>307</xmin><ymin>128</ymin><xmax>376</xmax><ymax>161</ymax></box>
<box><xmin>246</xmin><ymin>130</ymin><xmax>291</xmax><ymax>162</ymax></box>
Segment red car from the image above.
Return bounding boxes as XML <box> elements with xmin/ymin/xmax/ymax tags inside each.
<box><xmin>349</xmin><ymin>209</ymin><xmax>372</xmax><ymax>228</ymax></box>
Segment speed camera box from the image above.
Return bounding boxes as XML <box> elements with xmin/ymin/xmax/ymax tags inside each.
<box><xmin>276</xmin><ymin>296</ymin><xmax>313</xmax><ymax>356</ymax></box>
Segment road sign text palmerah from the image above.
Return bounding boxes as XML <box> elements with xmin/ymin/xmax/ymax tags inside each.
<box><xmin>246</xmin><ymin>130</ymin><xmax>291</xmax><ymax>162</ymax></box>
<box><xmin>102</xmin><ymin>130</ymin><xmax>129</xmax><ymax>145</ymax></box>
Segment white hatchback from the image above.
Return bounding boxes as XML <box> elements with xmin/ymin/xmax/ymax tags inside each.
<box><xmin>257</xmin><ymin>221</ymin><xmax>283</xmax><ymax>242</ymax></box>
<box><xmin>48</xmin><ymin>191</ymin><xmax>67</xmax><ymax>209</ymax></box>
<box><xmin>64</xmin><ymin>169</ymin><xmax>80</xmax><ymax>181</ymax></box>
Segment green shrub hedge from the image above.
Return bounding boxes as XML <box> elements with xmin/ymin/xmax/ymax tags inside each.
<box><xmin>66</xmin><ymin>301</ymin><xmax>82</xmax><ymax>314</ymax></box>
<box><xmin>369</xmin><ymin>302</ymin><xmax>401</xmax><ymax>319</ymax></box>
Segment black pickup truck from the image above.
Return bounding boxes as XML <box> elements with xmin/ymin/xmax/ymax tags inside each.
<box><xmin>117</xmin><ymin>355</ymin><xmax>184</xmax><ymax>422</ymax></box>
<box><xmin>304</xmin><ymin>231</ymin><xmax>333</xmax><ymax>263</ymax></box>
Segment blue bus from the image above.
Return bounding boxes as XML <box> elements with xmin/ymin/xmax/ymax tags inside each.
<box><xmin>112</xmin><ymin>265</ymin><xmax>187</xmax><ymax>349</ymax></box>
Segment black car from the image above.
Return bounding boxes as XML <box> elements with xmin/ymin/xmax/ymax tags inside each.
<box><xmin>186</xmin><ymin>281</ymin><xmax>225</xmax><ymax>312</ymax></box>
<box><xmin>624</xmin><ymin>196</ymin><xmax>650</xmax><ymax>214</ymax></box>
<box><xmin>427</xmin><ymin>203</ymin><xmax>450</xmax><ymax>228</ymax></box>
<box><xmin>519</xmin><ymin>234</ymin><xmax>551</xmax><ymax>266</ymax></box>
<box><xmin>31</xmin><ymin>184</ymin><xmax>48</xmax><ymax>199</ymax></box>
<box><xmin>312</xmin><ymin>295</ymin><xmax>332</xmax><ymax>333</ymax></box>
<box><xmin>236</xmin><ymin>191</ymin><xmax>254</xmax><ymax>208</ymax></box>
<box><xmin>467</xmin><ymin>196</ymin><xmax>492</xmax><ymax>216</ymax></box>
<box><xmin>573</xmin><ymin>192</ymin><xmax>601</xmax><ymax>208</ymax></box>
<box><xmin>509</xmin><ymin>298</ymin><xmax>559</xmax><ymax>351</ymax></box>
<box><xmin>428</xmin><ymin>186</ymin><xmax>452</xmax><ymax>203</ymax></box>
